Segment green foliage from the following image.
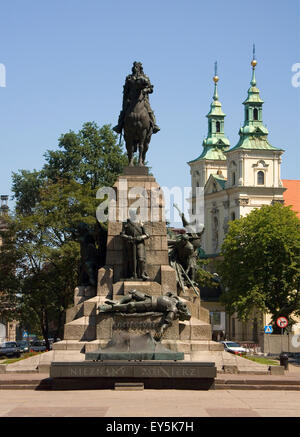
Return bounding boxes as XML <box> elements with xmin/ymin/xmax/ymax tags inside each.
<box><xmin>43</xmin><ymin>122</ymin><xmax>127</xmax><ymax>189</ymax></box>
<box><xmin>218</xmin><ymin>203</ymin><xmax>300</xmax><ymax>331</ymax></box>
<box><xmin>243</xmin><ymin>356</ymin><xmax>279</xmax><ymax>366</ymax></box>
<box><xmin>2</xmin><ymin>351</ymin><xmax>45</xmax><ymax>365</ymax></box>
<box><xmin>195</xmin><ymin>258</ymin><xmax>220</xmax><ymax>289</ymax></box>
<box><xmin>1</xmin><ymin>122</ymin><xmax>126</xmax><ymax>343</ymax></box>
<box><xmin>12</xmin><ymin>169</ymin><xmax>44</xmax><ymax>215</ymax></box>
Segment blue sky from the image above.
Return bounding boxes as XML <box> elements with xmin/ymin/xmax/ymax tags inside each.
<box><xmin>0</xmin><ymin>0</ymin><xmax>299</xmax><ymax>208</ymax></box>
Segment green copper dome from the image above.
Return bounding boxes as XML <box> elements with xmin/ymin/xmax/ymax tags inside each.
<box><xmin>189</xmin><ymin>64</ymin><xmax>230</xmax><ymax>164</ymax></box>
<box><xmin>228</xmin><ymin>53</ymin><xmax>283</xmax><ymax>153</ymax></box>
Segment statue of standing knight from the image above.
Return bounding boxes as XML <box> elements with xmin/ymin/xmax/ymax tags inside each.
<box><xmin>120</xmin><ymin>210</ymin><xmax>150</xmax><ymax>281</ymax></box>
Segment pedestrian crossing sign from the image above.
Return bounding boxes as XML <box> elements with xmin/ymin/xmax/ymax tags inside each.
<box><xmin>264</xmin><ymin>325</ymin><xmax>273</xmax><ymax>334</ymax></box>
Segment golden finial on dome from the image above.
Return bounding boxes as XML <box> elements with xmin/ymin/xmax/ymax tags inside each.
<box><xmin>251</xmin><ymin>44</ymin><xmax>257</xmax><ymax>68</ymax></box>
<box><xmin>213</xmin><ymin>61</ymin><xmax>219</xmax><ymax>82</ymax></box>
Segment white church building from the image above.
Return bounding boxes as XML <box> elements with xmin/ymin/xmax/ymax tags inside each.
<box><xmin>188</xmin><ymin>54</ymin><xmax>288</xmax><ymax>342</ymax></box>
<box><xmin>189</xmin><ymin>56</ymin><xmax>285</xmax><ymax>257</ymax></box>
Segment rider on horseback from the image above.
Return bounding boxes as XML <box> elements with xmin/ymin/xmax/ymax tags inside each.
<box><xmin>113</xmin><ymin>61</ymin><xmax>160</xmax><ymax>135</ymax></box>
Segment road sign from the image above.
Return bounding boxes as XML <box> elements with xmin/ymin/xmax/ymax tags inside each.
<box><xmin>276</xmin><ymin>317</ymin><xmax>288</xmax><ymax>329</ymax></box>
<box><xmin>264</xmin><ymin>325</ymin><xmax>273</xmax><ymax>334</ymax></box>
<box><xmin>22</xmin><ymin>330</ymin><xmax>28</xmax><ymax>338</ymax></box>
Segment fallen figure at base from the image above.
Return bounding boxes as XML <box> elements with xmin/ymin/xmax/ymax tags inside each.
<box><xmin>98</xmin><ymin>289</ymin><xmax>191</xmax><ymax>341</ymax></box>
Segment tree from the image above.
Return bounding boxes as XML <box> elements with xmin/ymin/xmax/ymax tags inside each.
<box><xmin>12</xmin><ymin>122</ymin><xmax>127</xmax><ymax>216</ymax></box>
<box><xmin>1</xmin><ymin>122</ymin><xmax>126</xmax><ymax>346</ymax></box>
<box><xmin>195</xmin><ymin>258</ymin><xmax>220</xmax><ymax>289</ymax></box>
<box><xmin>0</xmin><ymin>180</ymin><xmax>96</xmax><ymax>348</ymax></box>
<box><xmin>218</xmin><ymin>203</ymin><xmax>300</xmax><ymax>333</ymax></box>
<box><xmin>43</xmin><ymin>122</ymin><xmax>127</xmax><ymax>189</ymax></box>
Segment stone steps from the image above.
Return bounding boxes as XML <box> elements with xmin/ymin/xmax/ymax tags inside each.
<box><xmin>66</xmin><ymin>297</ymin><xmax>100</xmax><ymax>323</ymax></box>
<box><xmin>215</xmin><ymin>378</ymin><xmax>300</xmax><ymax>390</ymax></box>
<box><xmin>216</xmin><ymin>384</ymin><xmax>300</xmax><ymax>390</ymax></box>
<box><xmin>63</xmin><ymin>314</ymin><xmax>212</xmax><ymax>342</ymax></box>
<box><xmin>163</xmin><ymin>340</ymin><xmax>224</xmax><ymax>354</ymax></box>
<box><xmin>0</xmin><ymin>380</ymin><xmax>52</xmax><ymax>390</ymax></box>
<box><xmin>73</xmin><ymin>285</ymin><xmax>97</xmax><ymax>306</ymax></box>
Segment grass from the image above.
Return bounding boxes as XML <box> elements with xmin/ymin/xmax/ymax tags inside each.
<box><xmin>1</xmin><ymin>351</ymin><xmax>45</xmax><ymax>365</ymax></box>
<box><xmin>243</xmin><ymin>355</ymin><xmax>279</xmax><ymax>366</ymax></box>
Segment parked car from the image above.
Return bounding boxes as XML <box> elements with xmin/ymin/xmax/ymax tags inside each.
<box><xmin>220</xmin><ymin>341</ymin><xmax>248</xmax><ymax>355</ymax></box>
<box><xmin>30</xmin><ymin>340</ymin><xmax>47</xmax><ymax>352</ymax></box>
<box><xmin>16</xmin><ymin>340</ymin><xmax>30</xmax><ymax>353</ymax></box>
<box><xmin>0</xmin><ymin>341</ymin><xmax>21</xmax><ymax>358</ymax></box>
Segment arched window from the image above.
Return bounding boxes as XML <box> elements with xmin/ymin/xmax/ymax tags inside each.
<box><xmin>253</xmin><ymin>107</ymin><xmax>258</xmax><ymax>121</ymax></box>
<box><xmin>208</xmin><ymin>120</ymin><xmax>212</xmax><ymax>134</ymax></box>
<box><xmin>245</xmin><ymin>108</ymin><xmax>249</xmax><ymax>122</ymax></box>
<box><xmin>213</xmin><ymin>216</ymin><xmax>219</xmax><ymax>252</ymax></box>
<box><xmin>231</xmin><ymin>212</ymin><xmax>236</xmax><ymax>221</ymax></box>
<box><xmin>257</xmin><ymin>171</ymin><xmax>264</xmax><ymax>185</ymax></box>
<box><xmin>232</xmin><ymin>172</ymin><xmax>236</xmax><ymax>186</ymax></box>
<box><xmin>216</xmin><ymin>121</ymin><xmax>220</xmax><ymax>133</ymax></box>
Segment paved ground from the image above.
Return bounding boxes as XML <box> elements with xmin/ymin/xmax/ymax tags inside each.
<box><xmin>0</xmin><ymin>387</ymin><xmax>300</xmax><ymax>417</ymax></box>
<box><xmin>0</xmin><ymin>365</ymin><xmax>300</xmax><ymax>417</ymax></box>
<box><xmin>0</xmin><ymin>349</ymin><xmax>272</xmax><ymax>373</ymax></box>
<box><xmin>1</xmin><ymin>354</ymin><xmax>300</xmax><ymax>417</ymax></box>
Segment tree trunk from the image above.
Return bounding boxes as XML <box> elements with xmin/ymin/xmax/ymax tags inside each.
<box><xmin>54</xmin><ymin>309</ymin><xmax>65</xmax><ymax>342</ymax></box>
<box><xmin>40</xmin><ymin>308</ymin><xmax>50</xmax><ymax>351</ymax></box>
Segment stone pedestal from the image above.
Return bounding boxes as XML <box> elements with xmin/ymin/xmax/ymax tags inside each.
<box><xmin>52</xmin><ymin>169</ymin><xmax>223</xmax><ymax>362</ymax></box>
<box><xmin>106</xmin><ymin>169</ymin><xmax>170</xmax><ymax>284</ymax></box>
<box><xmin>50</xmin><ymin>361</ymin><xmax>216</xmax><ymax>390</ymax></box>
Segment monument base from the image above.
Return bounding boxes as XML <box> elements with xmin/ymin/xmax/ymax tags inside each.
<box><xmin>85</xmin><ymin>332</ymin><xmax>184</xmax><ymax>361</ymax></box>
<box><xmin>50</xmin><ymin>361</ymin><xmax>216</xmax><ymax>390</ymax></box>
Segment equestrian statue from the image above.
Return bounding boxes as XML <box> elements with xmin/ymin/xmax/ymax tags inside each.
<box><xmin>113</xmin><ymin>61</ymin><xmax>160</xmax><ymax>166</ymax></box>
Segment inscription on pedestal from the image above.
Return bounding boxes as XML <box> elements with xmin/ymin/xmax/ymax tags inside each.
<box><xmin>68</xmin><ymin>366</ymin><xmax>132</xmax><ymax>378</ymax></box>
<box><xmin>113</xmin><ymin>321</ymin><xmax>161</xmax><ymax>330</ymax></box>
<box><xmin>108</xmin><ymin>312</ymin><xmax>165</xmax><ymax>338</ymax></box>
<box><xmin>51</xmin><ymin>362</ymin><xmax>216</xmax><ymax>379</ymax></box>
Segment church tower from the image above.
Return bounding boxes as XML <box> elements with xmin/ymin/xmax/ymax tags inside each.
<box><xmin>192</xmin><ymin>48</ymin><xmax>286</xmax><ymax>256</ymax></box>
<box><xmin>225</xmin><ymin>46</ymin><xmax>285</xmax><ymax>220</ymax></box>
<box><xmin>188</xmin><ymin>63</ymin><xmax>230</xmax><ymax>191</ymax></box>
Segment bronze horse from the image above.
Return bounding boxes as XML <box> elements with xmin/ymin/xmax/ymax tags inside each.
<box><xmin>123</xmin><ymin>76</ymin><xmax>153</xmax><ymax>166</ymax></box>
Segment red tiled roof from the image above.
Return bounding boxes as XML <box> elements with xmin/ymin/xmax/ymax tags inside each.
<box><xmin>282</xmin><ymin>179</ymin><xmax>300</xmax><ymax>218</ymax></box>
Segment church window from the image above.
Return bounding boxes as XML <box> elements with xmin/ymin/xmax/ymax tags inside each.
<box><xmin>245</xmin><ymin>109</ymin><xmax>249</xmax><ymax>121</ymax></box>
<box><xmin>253</xmin><ymin>107</ymin><xmax>258</xmax><ymax>121</ymax></box>
<box><xmin>216</xmin><ymin>121</ymin><xmax>220</xmax><ymax>133</ymax></box>
<box><xmin>232</xmin><ymin>172</ymin><xmax>236</xmax><ymax>186</ymax></box>
<box><xmin>212</xmin><ymin>216</ymin><xmax>219</xmax><ymax>252</ymax></box>
<box><xmin>257</xmin><ymin>171</ymin><xmax>264</xmax><ymax>185</ymax></box>
<box><xmin>231</xmin><ymin>212</ymin><xmax>236</xmax><ymax>221</ymax></box>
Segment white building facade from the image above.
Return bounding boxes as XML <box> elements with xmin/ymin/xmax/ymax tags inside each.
<box><xmin>188</xmin><ymin>57</ymin><xmax>286</xmax><ymax>342</ymax></box>
<box><xmin>189</xmin><ymin>58</ymin><xmax>285</xmax><ymax>256</ymax></box>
